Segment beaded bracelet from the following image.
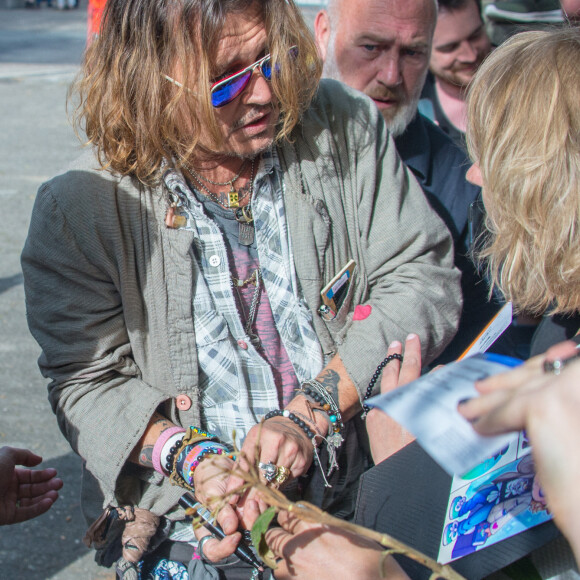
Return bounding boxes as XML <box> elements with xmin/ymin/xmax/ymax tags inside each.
<box><xmin>362</xmin><ymin>353</ymin><xmax>404</xmax><ymax>415</ymax></box>
<box><xmin>300</xmin><ymin>380</ymin><xmax>345</xmax><ymax>440</ymax></box>
<box><xmin>164</xmin><ymin>425</ymin><xmax>219</xmax><ymax>474</ymax></box>
<box><xmin>178</xmin><ymin>441</ymin><xmax>235</xmax><ymax>488</ymax></box>
<box><xmin>168</xmin><ymin>425</ymin><xmax>224</xmax><ymax>491</ymax></box>
<box><xmin>264</xmin><ymin>409</ymin><xmax>316</xmax><ymax>440</ymax></box>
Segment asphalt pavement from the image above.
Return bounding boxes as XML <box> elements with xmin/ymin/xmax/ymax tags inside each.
<box><xmin>0</xmin><ymin>3</ymin><xmax>320</xmax><ymax>578</ymax></box>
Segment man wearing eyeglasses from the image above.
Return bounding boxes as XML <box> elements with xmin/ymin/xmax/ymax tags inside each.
<box><xmin>21</xmin><ymin>0</ymin><xmax>460</xmax><ymax>577</ymax></box>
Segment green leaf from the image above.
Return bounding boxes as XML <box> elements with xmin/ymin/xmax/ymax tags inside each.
<box><xmin>250</xmin><ymin>506</ymin><xmax>277</xmax><ymax>569</ymax></box>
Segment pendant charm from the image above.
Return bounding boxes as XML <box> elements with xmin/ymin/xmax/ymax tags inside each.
<box><xmin>328</xmin><ymin>432</ymin><xmax>344</xmax><ymax>448</ymax></box>
<box><xmin>248</xmin><ymin>332</ymin><xmax>261</xmax><ymax>349</ymax></box>
<box><xmin>165</xmin><ymin>205</ymin><xmax>187</xmax><ymax>229</ymax></box>
<box><xmin>235</xmin><ymin>206</ymin><xmax>253</xmax><ymax>224</ymax></box>
<box><xmin>238</xmin><ymin>222</ymin><xmax>255</xmax><ymax>246</ymax></box>
<box><xmin>228</xmin><ymin>186</ymin><xmax>239</xmax><ymax>209</ymax></box>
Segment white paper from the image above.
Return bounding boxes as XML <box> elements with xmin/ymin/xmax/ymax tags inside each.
<box><xmin>366</xmin><ymin>353</ymin><xmax>523</xmax><ymax>476</ymax></box>
<box><xmin>458</xmin><ymin>302</ymin><xmax>513</xmax><ymax>359</ymax></box>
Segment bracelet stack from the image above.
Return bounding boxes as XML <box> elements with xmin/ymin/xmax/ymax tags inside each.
<box><xmin>362</xmin><ymin>353</ymin><xmax>404</xmax><ymax>416</ymax></box>
<box><xmin>175</xmin><ymin>441</ymin><xmax>235</xmax><ymax>489</ymax></box>
<box><xmin>167</xmin><ymin>425</ymin><xmax>234</xmax><ymax>492</ymax></box>
<box><xmin>300</xmin><ymin>379</ymin><xmax>344</xmax><ymax>449</ymax></box>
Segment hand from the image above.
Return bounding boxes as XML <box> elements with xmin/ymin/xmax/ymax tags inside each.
<box><xmin>192</xmin><ymin>455</ymin><xmax>242</xmax><ymax>562</ymax></box>
<box><xmin>365</xmin><ymin>334</ymin><xmax>421</xmax><ymax>464</ymax></box>
<box><xmin>263</xmin><ymin>510</ymin><xmax>409</xmax><ymax>580</ymax></box>
<box><xmin>457</xmin><ymin>340</ymin><xmax>580</xmax><ymax>562</ymax></box>
<box><xmin>0</xmin><ymin>446</ymin><xmax>63</xmax><ymax>526</ymax></box>
<box><xmin>225</xmin><ymin>403</ymin><xmax>316</xmax><ymax>502</ymax></box>
<box><xmin>457</xmin><ymin>340</ymin><xmax>578</xmax><ymax>435</ymax></box>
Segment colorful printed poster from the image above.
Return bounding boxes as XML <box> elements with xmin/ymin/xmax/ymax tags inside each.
<box><xmin>438</xmin><ymin>436</ymin><xmax>552</xmax><ymax>564</ymax></box>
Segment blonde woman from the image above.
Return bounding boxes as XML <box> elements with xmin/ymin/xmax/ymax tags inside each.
<box><xmin>465</xmin><ymin>27</ymin><xmax>580</xmax><ymax>343</ymax></box>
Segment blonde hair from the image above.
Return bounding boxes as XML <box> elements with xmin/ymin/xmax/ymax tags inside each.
<box><xmin>71</xmin><ymin>0</ymin><xmax>321</xmax><ymax>185</ymax></box>
<box><xmin>467</xmin><ymin>28</ymin><xmax>580</xmax><ymax>315</ymax></box>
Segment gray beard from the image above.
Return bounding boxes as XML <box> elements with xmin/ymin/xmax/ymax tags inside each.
<box><xmin>323</xmin><ymin>42</ymin><xmax>423</xmax><ymax>138</ymax></box>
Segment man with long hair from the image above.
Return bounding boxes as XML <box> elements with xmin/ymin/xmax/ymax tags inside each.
<box><xmin>21</xmin><ymin>0</ymin><xmax>460</xmax><ymax>576</ymax></box>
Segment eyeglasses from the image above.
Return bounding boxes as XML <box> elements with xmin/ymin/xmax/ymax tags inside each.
<box><xmin>210</xmin><ymin>46</ymin><xmax>297</xmax><ymax>108</ymax></box>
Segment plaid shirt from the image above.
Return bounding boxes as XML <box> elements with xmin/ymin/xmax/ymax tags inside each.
<box><xmin>163</xmin><ymin>149</ymin><xmax>324</xmax><ymax>445</ymax></box>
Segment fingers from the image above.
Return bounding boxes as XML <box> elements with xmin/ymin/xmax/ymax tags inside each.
<box><xmin>0</xmin><ymin>446</ymin><xmax>43</xmax><ymax>469</ymax></box>
<box><xmin>238</xmin><ymin>497</ymin><xmax>261</xmax><ymax>530</ymax></box>
<box><xmin>226</xmin><ymin>420</ymin><xmax>313</xmax><ymax>498</ymax></box>
<box><xmin>378</xmin><ymin>340</ymin><xmax>402</xmax><ymax>394</ymax></box>
<box><xmin>17</xmin><ymin>466</ymin><xmax>61</xmax><ymax>486</ymax></box>
<box><xmin>214</xmin><ymin>503</ymin><xmax>241</xmax><ymax>536</ymax></box>
<box><xmin>12</xmin><ymin>497</ymin><xmax>57</xmax><ymax>524</ymax></box>
<box><xmin>379</xmin><ymin>334</ymin><xmax>422</xmax><ymax>394</ymax></box>
<box><xmin>16</xmin><ymin>471</ymin><xmax>63</xmax><ymax>502</ymax></box>
<box><xmin>461</xmin><ymin>340</ymin><xmax>580</xmax><ymax>434</ymax></box>
<box><xmin>398</xmin><ymin>334</ymin><xmax>422</xmax><ymax>386</ymax></box>
<box><xmin>458</xmin><ymin>388</ymin><xmax>526</xmax><ymax>435</ymax></box>
<box><xmin>195</xmin><ymin>528</ymin><xmax>242</xmax><ymax>563</ymax></box>
<box><xmin>544</xmin><ymin>340</ymin><xmax>578</xmax><ymax>363</ymax></box>
<box><xmin>18</xmin><ymin>489</ymin><xmax>60</xmax><ymax>508</ymax></box>
<box><xmin>265</xmin><ymin>526</ymin><xmax>293</xmax><ymax>561</ymax></box>
<box><xmin>474</xmin><ymin>350</ymin><xmax>549</xmax><ymax>395</ymax></box>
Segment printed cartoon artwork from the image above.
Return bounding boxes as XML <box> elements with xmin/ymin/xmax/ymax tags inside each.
<box><xmin>438</xmin><ymin>436</ymin><xmax>552</xmax><ymax>564</ymax></box>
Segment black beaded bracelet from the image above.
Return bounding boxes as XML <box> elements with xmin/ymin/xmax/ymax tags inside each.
<box><xmin>264</xmin><ymin>409</ymin><xmax>316</xmax><ymax>439</ymax></box>
<box><xmin>164</xmin><ymin>440</ymin><xmax>184</xmax><ymax>474</ymax></box>
<box><xmin>300</xmin><ymin>384</ymin><xmax>344</xmax><ymax>436</ymax></box>
<box><xmin>362</xmin><ymin>353</ymin><xmax>404</xmax><ymax>414</ymax></box>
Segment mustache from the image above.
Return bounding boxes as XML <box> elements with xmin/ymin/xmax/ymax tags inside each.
<box><xmin>366</xmin><ymin>86</ymin><xmax>405</xmax><ymax>103</ymax></box>
<box><xmin>232</xmin><ymin>105</ymin><xmax>276</xmax><ymax>130</ymax></box>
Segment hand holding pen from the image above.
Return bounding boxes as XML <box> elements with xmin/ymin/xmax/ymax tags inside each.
<box><xmin>178</xmin><ymin>492</ymin><xmax>264</xmax><ymax>571</ymax></box>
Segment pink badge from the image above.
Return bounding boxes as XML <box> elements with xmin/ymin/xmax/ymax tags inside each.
<box><xmin>353</xmin><ymin>304</ymin><xmax>372</xmax><ymax>321</ymax></box>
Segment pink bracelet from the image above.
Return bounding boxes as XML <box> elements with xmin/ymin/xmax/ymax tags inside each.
<box><xmin>152</xmin><ymin>427</ymin><xmax>186</xmax><ymax>475</ymax></box>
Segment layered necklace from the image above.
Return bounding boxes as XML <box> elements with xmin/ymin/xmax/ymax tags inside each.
<box><xmin>184</xmin><ymin>158</ymin><xmax>256</xmax><ymax>246</ymax></box>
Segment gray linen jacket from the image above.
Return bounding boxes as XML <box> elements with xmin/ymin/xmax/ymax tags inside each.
<box><xmin>22</xmin><ymin>79</ymin><xmax>461</xmax><ymax>526</ymax></box>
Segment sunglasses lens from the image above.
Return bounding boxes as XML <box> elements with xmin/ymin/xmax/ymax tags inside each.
<box><xmin>211</xmin><ymin>70</ymin><xmax>252</xmax><ymax>107</ymax></box>
<box><xmin>260</xmin><ymin>56</ymin><xmax>273</xmax><ymax>80</ymax></box>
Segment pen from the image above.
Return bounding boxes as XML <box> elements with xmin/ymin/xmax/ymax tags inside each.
<box><xmin>178</xmin><ymin>492</ymin><xmax>264</xmax><ymax>571</ymax></box>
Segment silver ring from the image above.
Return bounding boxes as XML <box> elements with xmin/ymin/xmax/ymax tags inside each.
<box><xmin>543</xmin><ymin>350</ymin><xmax>580</xmax><ymax>375</ymax></box>
<box><xmin>197</xmin><ymin>534</ymin><xmax>217</xmax><ymax>562</ymax></box>
<box><xmin>258</xmin><ymin>461</ymin><xmax>278</xmax><ymax>482</ymax></box>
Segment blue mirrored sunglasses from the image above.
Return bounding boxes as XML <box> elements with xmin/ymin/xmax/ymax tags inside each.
<box><xmin>210</xmin><ymin>46</ymin><xmax>297</xmax><ymax>108</ymax></box>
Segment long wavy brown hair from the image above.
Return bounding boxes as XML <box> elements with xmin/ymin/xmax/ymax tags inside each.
<box><xmin>70</xmin><ymin>0</ymin><xmax>322</xmax><ymax>185</ymax></box>
<box><xmin>467</xmin><ymin>28</ymin><xmax>580</xmax><ymax>315</ymax></box>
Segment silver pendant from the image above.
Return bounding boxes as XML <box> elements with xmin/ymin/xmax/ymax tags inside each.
<box><xmin>238</xmin><ymin>222</ymin><xmax>255</xmax><ymax>246</ymax></box>
<box><xmin>328</xmin><ymin>432</ymin><xmax>344</xmax><ymax>449</ymax></box>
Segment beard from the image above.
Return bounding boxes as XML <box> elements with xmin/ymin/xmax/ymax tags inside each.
<box><xmin>368</xmin><ymin>85</ymin><xmax>423</xmax><ymax>138</ymax></box>
<box><xmin>324</xmin><ymin>40</ymin><xmax>425</xmax><ymax>138</ymax></box>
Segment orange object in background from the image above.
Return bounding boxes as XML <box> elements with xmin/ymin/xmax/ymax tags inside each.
<box><xmin>87</xmin><ymin>0</ymin><xmax>106</xmax><ymax>45</ymax></box>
